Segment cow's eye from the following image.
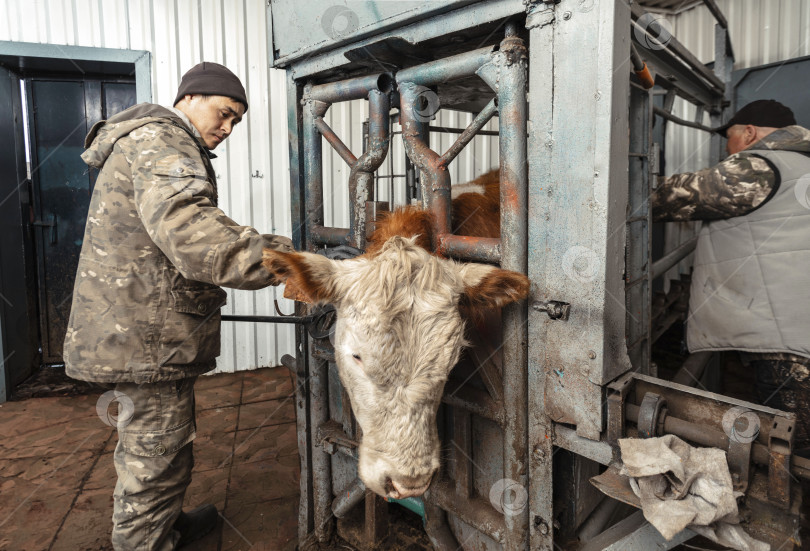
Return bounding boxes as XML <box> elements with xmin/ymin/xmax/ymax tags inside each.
<box><xmin>352</xmin><ymin>353</ymin><xmax>362</xmax><ymax>362</ymax></box>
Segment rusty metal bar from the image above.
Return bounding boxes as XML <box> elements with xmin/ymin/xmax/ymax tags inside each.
<box><xmin>439</xmin><ymin>98</ymin><xmax>498</xmax><ymax>168</ymax></box>
<box><xmin>453</xmin><ymin>408</ymin><xmax>473</xmax><ymax>498</ymax></box>
<box><xmin>427</xmin><ymin>479</ymin><xmax>506</xmax><ymax>543</ymax></box>
<box><xmin>310</xmin><ymin>225</ymin><xmax>349</xmax><ymax>247</ymax></box>
<box><xmin>438</xmin><ymin>234</ymin><xmax>500</xmax><ymax>263</ymax></box>
<box><xmin>424</xmin><ymin>502</ymin><xmax>461</xmax><ymax>550</ymax></box>
<box><xmin>347</xmin><ymin>90</ymin><xmax>390</xmax><ymax>248</ymax></box>
<box><xmin>310</xmin><ymin>357</ymin><xmax>333</xmax><ymax>541</ymax></box>
<box><xmin>308</xmin><ymin>72</ymin><xmax>393</xmax><ymax>103</ymax></box>
<box><xmin>314</xmin><ymin>117</ymin><xmax>357</xmax><ymax>166</ymax></box>
<box><xmin>364</xmin><ymin>490</ymin><xmax>389</xmax><ymax>545</ymax></box>
<box><xmin>431</xmin><ymin>125</ymin><xmax>500</xmax><ymax>137</ymax></box>
<box><xmin>651</xmin><ymin>235</ymin><xmax>698</xmax><ymax>280</ymax></box>
<box><xmin>653</xmin><ymin>105</ymin><xmax>713</xmax><ymax>133</ymax></box>
<box><xmin>396</xmin><ymin>46</ymin><xmax>495</xmax><ymax>87</ymax></box>
<box><xmin>625</xmin><ymin>403</ymin><xmax>810</xmax><ymax>481</ymax></box>
<box><xmin>478</xmin><ymin>24</ymin><xmax>529</xmax><ymax>551</ymax></box>
<box><xmin>302</xmin><ymin>91</ymin><xmax>328</xmax><ymax>250</ymax></box>
<box><xmin>332</xmin><ymin>477</ymin><xmax>366</xmax><ymax>518</ymax></box>
<box><xmin>630</xmin><ymin>4</ymin><xmax>725</xmax><ymax>94</ymax></box>
<box><xmin>443</xmin><ymin>378</ymin><xmax>505</xmax><ymax>426</ymax></box>
<box><xmin>399</xmin><ymin>81</ymin><xmax>452</xmax><ymax>238</ymax></box>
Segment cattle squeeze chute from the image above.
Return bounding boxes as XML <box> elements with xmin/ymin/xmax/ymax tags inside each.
<box><xmin>265</xmin><ymin>1</ymin><xmax>806</xmax><ymax>550</ymax></box>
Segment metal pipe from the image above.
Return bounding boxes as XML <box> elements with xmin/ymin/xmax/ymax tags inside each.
<box><xmin>347</xmin><ymin>89</ymin><xmax>390</xmax><ymax>248</ymax></box>
<box><xmin>443</xmin><ymin>377</ymin><xmax>505</xmax><ymax>426</ymax></box>
<box><xmin>439</xmin><ymin>98</ymin><xmax>498</xmax><ymax>168</ymax></box>
<box><xmin>395</xmin><ymin>46</ymin><xmax>495</xmax><ymax>87</ymax></box>
<box><xmin>653</xmin><ymin>105</ymin><xmax>713</xmax><ymax>133</ymax></box>
<box><xmin>332</xmin><ymin>477</ymin><xmax>366</xmax><ymax>518</ymax></box>
<box><xmin>630</xmin><ymin>4</ymin><xmax>724</xmax><ymax>94</ymax></box>
<box><xmin>310</xmin><ymin>225</ymin><xmax>349</xmax><ymax>247</ymax></box>
<box><xmin>303</xmin><ymin>93</ymin><xmax>327</xmax><ymax>250</ymax></box>
<box><xmin>438</xmin><ymin>234</ymin><xmax>500</xmax><ymax>263</ymax></box>
<box><xmin>399</xmin><ymin>82</ymin><xmax>452</xmax><ymax>239</ymax></box>
<box><xmin>577</xmin><ymin>495</ymin><xmax>622</xmax><ymax>543</ymax></box>
<box><xmin>478</xmin><ymin>32</ymin><xmax>530</xmax><ymax>551</ymax></box>
<box><xmin>672</xmin><ymin>351</ymin><xmax>713</xmax><ymax>387</ymax></box>
<box><xmin>651</xmin><ymin>235</ymin><xmax>698</xmax><ymax>279</ymax></box>
<box><xmin>430</xmin><ymin>125</ymin><xmax>500</xmax><ymax>137</ymax></box>
<box><xmin>427</xmin><ymin>479</ymin><xmax>506</xmax><ymax>543</ymax></box>
<box><xmin>221</xmin><ymin>314</ymin><xmax>310</xmax><ymax>324</ymax></box>
<box><xmin>314</xmin><ymin>117</ymin><xmax>357</xmax><ymax>166</ymax></box>
<box><xmin>308</xmin><ymin>72</ymin><xmax>394</xmax><ymax>104</ymax></box>
<box><xmin>310</xmin><ymin>356</ymin><xmax>333</xmax><ymax>541</ymax></box>
<box><xmin>625</xmin><ymin>404</ymin><xmax>810</xmax><ymax>481</ymax></box>
<box><xmin>423</xmin><ymin>502</ymin><xmax>460</xmax><ymax>551</ymax></box>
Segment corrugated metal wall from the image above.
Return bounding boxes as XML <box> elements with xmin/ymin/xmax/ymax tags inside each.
<box><xmin>657</xmin><ymin>0</ymin><xmax>810</xmax><ymax>280</ymax></box>
<box><xmin>0</xmin><ymin>0</ymin><xmax>295</xmax><ymax>373</ymax></box>
<box><xmin>667</xmin><ymin>0</ymin><xmax>810</xmax><ymax>175</ymax></box>
<box><xmin>0</xmin><ymin>0</ymin><xmax>498</xmax><ymax>373</ymax></box>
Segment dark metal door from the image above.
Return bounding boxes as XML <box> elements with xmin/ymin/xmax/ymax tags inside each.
<box><xmin>26</xmin><ymin>78</ymin><xmax>135</xmax><ymax>364</ymax></box>
<box><xmin>0</xmin><ymin>65</ymin><xmax>37</xmax><ymax>399</ymax></box>
<box><xmin>733</xmin><ymin>55</ymin><xmax>810</xmax><ymax>127</ymax></box>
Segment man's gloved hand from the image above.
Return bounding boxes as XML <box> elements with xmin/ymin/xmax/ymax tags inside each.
<box><xmin>316</xmin><ymin>245</ymin><xmax>364</xmax><ymax>260</ymax></box>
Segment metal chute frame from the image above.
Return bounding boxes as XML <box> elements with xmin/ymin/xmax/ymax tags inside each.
<box><xmin>289</xmin><ymin>19</ymin><xmax>529</xmax><ymax>549</ymax></box>
<box><xmin>276</xmin><ymin>1</ymin><xmax>805</xmax><ymax>549</ymax></box>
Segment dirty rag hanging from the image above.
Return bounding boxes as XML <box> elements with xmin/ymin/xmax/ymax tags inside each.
<box><xmin>618</xmin><ymin>435</ymin><xmax>769</xmax><ymax>551</ymax></box>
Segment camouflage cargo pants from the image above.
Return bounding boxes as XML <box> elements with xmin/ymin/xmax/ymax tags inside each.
<box><xmin>111</xmin><ymin>377</ymin><xmax>198</xmax><ymax>551</ymax></box>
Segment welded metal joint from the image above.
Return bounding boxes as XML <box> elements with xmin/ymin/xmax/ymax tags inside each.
<box><xmin>531</xmin><ymin>300</ymin><xmax>570</xmax><ymax>320</ymax></box>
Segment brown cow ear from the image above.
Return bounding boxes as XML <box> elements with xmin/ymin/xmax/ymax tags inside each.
<box><xmin>262</xmin><ymin>249</ymin><xmax>340</xmax><ymax>304</ymax></box>
<box><xmin>456</xmin><ymin>263</ymin><xmax>530</xmax><ymax>310</ymax></box>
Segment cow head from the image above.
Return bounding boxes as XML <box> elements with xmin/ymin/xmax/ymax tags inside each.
<box><xmin>263</xmin><ymin>236</ymin><xmax>529</xmax><ymax>499</ymax></box>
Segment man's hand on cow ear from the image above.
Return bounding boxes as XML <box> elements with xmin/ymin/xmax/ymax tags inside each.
<box><xmin>456</xmin><ymin>263</ymin><xmax>530</xmax><ymax>310</ymax></box>
<box><xmin>262</xmin><ymin>248</ymin><xmax>341</xmax><ymax>304</ymax></box>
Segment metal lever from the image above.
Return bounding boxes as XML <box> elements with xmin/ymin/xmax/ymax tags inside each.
<box><xmin>33</xmin><ymin>213</ymin><xmax>57</xmax><ymax>244</ymax></box>
<box><xmin>532</xmin><ymin>300</ymin><xmax>570</xmax><ymax>320</ymax></box>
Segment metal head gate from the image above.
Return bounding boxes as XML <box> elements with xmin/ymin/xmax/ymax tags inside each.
<box><xmin>270</xmin><ymin>1</ymin><xmax>806</xmax><ymax>549</ymax></box>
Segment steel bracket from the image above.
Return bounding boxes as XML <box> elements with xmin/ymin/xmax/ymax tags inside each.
<box><xmin>768</xmin><ymin>416</ymin><xmax>795</xmax><ymax>509</ymax></box>
<box><xmin>726</xmin><ymin>437</ymin><xmax>753</xmax><ymax>493</ymax></box>
<box><xmin>606</xmin><ymin>372</ymin><xmax>633</xmax><ymax>451</ymax></box>
<box><xmin>637</xmin><ymin>392</ymin><xmax>666</xmax><ymax>439</ymax></box>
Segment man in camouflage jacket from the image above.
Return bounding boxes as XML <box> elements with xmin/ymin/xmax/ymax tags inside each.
<box><xmin>652</xmin><ymin>100</ymin><xmax>810</xmax><ymax>457</ymax></box>
<box><xmin>64</xmin><ymin>62</ymin><xmax>292</xmax><ymax>550</ymax></box>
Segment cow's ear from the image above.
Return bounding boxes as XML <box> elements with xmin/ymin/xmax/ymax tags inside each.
<box><xmin>262</xmin><ymin>249</ymin><xmax>340</xmax><ymax>304</ymax></box>
<box><xmin>456</xmin><ymin>263</ymin><xmax>530</xmax><ymax>310</ymax></box>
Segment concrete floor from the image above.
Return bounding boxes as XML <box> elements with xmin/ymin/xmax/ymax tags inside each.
<box><xmin>0</xmin><ymin>367</ymin><xmax>299</xmax><ymax>551</ymax></box>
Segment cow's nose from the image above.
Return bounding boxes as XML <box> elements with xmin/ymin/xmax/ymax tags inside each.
<box><xmin>387</xmin><ymin>470</ymin><xmax>436</xmax><ymax>499</ymax></box>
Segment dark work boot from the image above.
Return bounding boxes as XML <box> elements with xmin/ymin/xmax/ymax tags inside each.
<box><xmin>173</xmin><ymin>504</ymin><xmax>218</xmax><ymax>549</ymax></box>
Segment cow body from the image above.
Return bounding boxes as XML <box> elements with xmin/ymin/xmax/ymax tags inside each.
<box><xmin>262</xmin><ymin>170</ymin><xmax>528</xmax><ymax>499</ymax></box>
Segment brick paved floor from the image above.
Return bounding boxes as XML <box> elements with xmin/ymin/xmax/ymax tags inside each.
<box><xmin>0</xmin><ymin>368</ymin><xmax>299</xmax><ymax>551</ymax></box>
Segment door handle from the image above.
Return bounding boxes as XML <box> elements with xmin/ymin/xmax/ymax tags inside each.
<box><xmin>32</xmin><ymin>213</ymin><xmax>57</xmax><ymax>244</ymax></box>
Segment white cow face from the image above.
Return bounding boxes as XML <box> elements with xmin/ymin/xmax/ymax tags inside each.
<box><xmin>263</xmin><ymin>236</ymin><xmax>529</xmax><ymax>498</ymax></box>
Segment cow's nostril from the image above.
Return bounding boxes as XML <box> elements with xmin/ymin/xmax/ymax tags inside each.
<box><xmin>384</xmin><ymin>477</ymin><xmax>395</xmax><ymax>495</ymax></box>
